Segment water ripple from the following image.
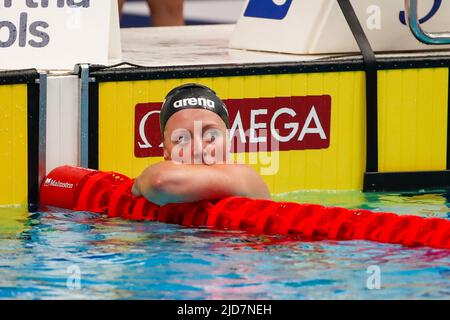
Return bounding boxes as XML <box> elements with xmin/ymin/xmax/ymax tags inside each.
<box><xmin>0</xmin><ymin>190</ymin><xmax>450</xmax><ymax>299</ymax></box>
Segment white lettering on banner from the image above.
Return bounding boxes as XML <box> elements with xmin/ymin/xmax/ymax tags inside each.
<box><xmin>138</xmin><ymin>110</ymin><xmax>163</xmax><ymax>149</ymax></box>
<box><xmin>250</xmin><ymin>109</ymin><xmax>268</xmax><ymax>143</ymax></box>
<box><xmin>229</xmin><ymin>111</ymin><xmax>246</xmax><ymax>143</ymax></box>
<box><xmin>134</xmin><ymin>95</ymin><xmax>331</xmax><ymax>157</ymax></box>
<box><xmin>298</xmin><ymin>106</ymin><xmax>327</xmax><ymax>141</ymax></box>
<box><xmin>230</xmin><ymin>107</ymin><xmax>327</xmax><ymax>144</ymax></box>
<box><xmin>270</xmin><ymin>108</ymin><xmax>298</xmax><ymax>143</ymax></box>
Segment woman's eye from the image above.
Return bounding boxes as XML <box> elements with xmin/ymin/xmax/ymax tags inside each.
<box><xmin>172</xmin><ymin>133</ymin><xmax>190</xmax><ymax>144</ymax></box>
<box><xmin>204</xmin><ymin>130</ymin><xmax>221</xmax><ymax>142</ymax></box>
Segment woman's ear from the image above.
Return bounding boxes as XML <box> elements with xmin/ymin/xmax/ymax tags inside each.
<box><xmin>162</xmin><ymin>132</ymin><xmax>171</xmax><ymax>160</ymax></box>
<box><xmin>163</xmin><ymin>147</ymin><xmax>170</xmax><ymax>160</ymax></box>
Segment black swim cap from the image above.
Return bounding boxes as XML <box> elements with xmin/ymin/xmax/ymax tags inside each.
<box><xmin>160</xmin><ymin>83</ymin><xmax>230</xmax><ymax>135</ymax></box>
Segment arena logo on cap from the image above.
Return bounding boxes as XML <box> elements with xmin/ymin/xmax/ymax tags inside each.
<box><xmin>173</xmin><ymin>97</ymin><xmax>215</xmax><ymax>110</ymax></box>
<box><xmin>134</xmin><ymin>95</ymin><xmax>331</xmax><ymax>158</ymax></box>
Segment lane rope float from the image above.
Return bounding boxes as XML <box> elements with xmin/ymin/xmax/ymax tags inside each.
<box><xmin>39</xmin><ymin>166</ymin><xmax>450</xmax><ymax>250</ymax></box>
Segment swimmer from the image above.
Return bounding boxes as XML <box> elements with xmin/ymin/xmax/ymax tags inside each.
<box><xmin>132</xmin><ymin>83</ymin><xmax>271</xmax><ymax>206</ymax></box>
<box><xmin>118</xmin><ymin>0</ymin><xmax>184</xmax><ymax>27</ymax></box>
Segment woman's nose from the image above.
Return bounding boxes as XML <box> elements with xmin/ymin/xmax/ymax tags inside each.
<box><xmin>192</xmin><ymin>135</ymin><xmax>204</xmax><ymax>162</ymax></box>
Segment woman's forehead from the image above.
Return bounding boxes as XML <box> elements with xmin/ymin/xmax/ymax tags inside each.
<box><xmin>165</xmin><ymin>109</ymin><xmax>226</xmax><ymax>130</ymax></box>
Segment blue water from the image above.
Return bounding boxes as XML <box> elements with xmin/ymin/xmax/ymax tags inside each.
<box><xmin>0</xmin><ymin>190</ymin><xmax>449</xmax><ymax>300</ymax></box>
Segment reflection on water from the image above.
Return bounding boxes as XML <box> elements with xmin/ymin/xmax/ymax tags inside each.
<box><xmin>273</xmin><ymin>189</ymin><xmax>450</xmax><ymax>217</ymax></box>
<box><xmin>0</xmin><ymin>191</ymin><xmax>449</xmax><ymax>299</ymax></box>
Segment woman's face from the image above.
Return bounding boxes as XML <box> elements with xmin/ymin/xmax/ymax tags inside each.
<box><xmin>162</xmin><ymin>109</ymin><xmax>230</xmax><ymax>165</ymax></box>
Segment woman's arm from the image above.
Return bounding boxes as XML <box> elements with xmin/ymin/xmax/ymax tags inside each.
<box><xmin>132</xmin><ymin>161</ymin><xmax>270</xmax><ymax>205</ymax></box>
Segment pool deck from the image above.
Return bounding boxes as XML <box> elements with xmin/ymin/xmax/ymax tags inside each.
<box><xmin>121</xmin><ymin>25</ymin><xmax>450</xmax><ymax>69</ymax></box>
<box><xmin>39</xmin><ymin>24</ymin><xmax>450</xmax><ymax>75</ymax></box>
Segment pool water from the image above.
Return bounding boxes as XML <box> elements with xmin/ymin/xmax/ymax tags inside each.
<box><xmin>0</xmin><ymin>190</ymin><xmax>449</xmax><ymax>300</ymax></box>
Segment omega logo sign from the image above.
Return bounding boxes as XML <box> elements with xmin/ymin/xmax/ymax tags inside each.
<box><xmin>134</xmin><ymin>95</ymin><xmax>331</xmax><ymax>158</ymax></box>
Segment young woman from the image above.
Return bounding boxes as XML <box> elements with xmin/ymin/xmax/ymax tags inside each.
<box><xmin>132</xmin><ymin>83</ymin><xmax>271</xmax><ymax>205</ymax></box>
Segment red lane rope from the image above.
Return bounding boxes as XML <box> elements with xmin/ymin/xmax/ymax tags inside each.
<box><xmin>40</xmin><ymin>166</ymin><xmax>450</xmax><ymax>250</ymax></box>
